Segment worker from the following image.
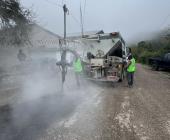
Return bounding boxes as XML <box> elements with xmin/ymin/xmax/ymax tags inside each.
<box><xmin>126</xmin><ymin>54</ymin><xmax>136</xmax><ymax>88</ymax></box>
<box><xmin>73</xmin><ymin>56</ymin><xmax>83</xmax><ymax>86</ymax></box>
<box><xmin>126</xmin><ymin>48</ymin><xmax>132</xmax><ymax>62</ymax></box>
<box><xmin>17</xmin><ymin>49</ymin><xmax>26</xmax><ymax>62</ymax></box>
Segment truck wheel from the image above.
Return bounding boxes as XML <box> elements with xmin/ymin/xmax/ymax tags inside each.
<box><xmin>155</xmin><ymin>66</ymin><xmax>159</xmax><ymax>71</ymax></box>
<box><xmin>152</xmin><ymin>64</ymin><xmax>159</xmax><ymax>71</ymax></box>
<box><xmin>118</xmin><ymin>69</ymin><xmax>125</xmax><ymax>82</ymax></box>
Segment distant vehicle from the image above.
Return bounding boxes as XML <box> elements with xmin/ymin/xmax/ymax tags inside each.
<box><xmin>149</xmin><ymin>53</ymin><xmax>170</xmax><ymax>70</ymax></box>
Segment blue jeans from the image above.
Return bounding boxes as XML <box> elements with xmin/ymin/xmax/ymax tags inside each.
<box><xmin>127</xmin><ymin>72</ymin><xmax>134</xmax><ymax>86</ymax></box>
<box><xmin>75</xmin><ymin>72</ymin><xmax>81</xmax><ymax>86</ymax></box>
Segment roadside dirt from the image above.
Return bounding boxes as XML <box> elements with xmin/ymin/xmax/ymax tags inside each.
<box><xmin>0</xmin><ymin>64</ymin><xmax>170</xmax><ymax>140</ymax></box>
<box><xmin>42</xmin><ymin>64</ymin><xmax>170</xmax><ymax>140</ymax></box>
<box><xmin>98</xmin><ymin>64</ymin><xmax>170</xmax><ymax>140</ymax></box>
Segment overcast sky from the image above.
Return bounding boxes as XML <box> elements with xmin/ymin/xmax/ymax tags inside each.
<box><xmin>21</xmin><ymin>0</ymin><xmax>170</xmax><ymax>43</ymax></box>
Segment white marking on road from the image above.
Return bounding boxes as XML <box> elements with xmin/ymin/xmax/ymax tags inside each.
<box><xmin>115</xmin><ymin>96</ymin><xmax>149</xmax><ymax>140</ymax></box>
<box><xmin>121</xmin><ymin>96</ymin><xmax>130</xmax><ymax>109</ymax></box>
<box><xmin>138</xmin><ymin>88</ymin><xmax>142</xmax><ymax>91</ymax></box>
<box><xmin>63</xmin><ymin>90</ymin><xmax>102</xmax><ymax>129</ymax></box>
<box><xmin>64</xmin><ymin>113</ymin><xmax>78</xmax><ymax>128</ymax></box>
<box><xmin>133</xmin><ymin>124</ymin><xmax>149</xmax><ymax>140</ymax></box>
<box><xmin>115</xmin><ymin>96</ymin><xmax>132</xmax><ymax>131</ymax></box>
<box><xmin>115</xmin><ymin>110</ymin><xmax>132</xmax><ymax>131</ymax></box>
<box><xmin>94</xmin><ymin>97</ymin><xmax>101</xmax><ymax>107</ymax></box>
<box><xmin>165</xmin><ymin>120</ymin><xmax>170</xmax><ymax>134</ymax></box>
<box><xmin>140</xmin><ymin>136</ymin><xmax>149</xmax><ymax>140</ymax></box>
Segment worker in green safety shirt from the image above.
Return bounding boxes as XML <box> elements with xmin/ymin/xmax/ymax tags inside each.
<box><xmin>73</xmin><ymin>56</ymin><xmax>83</xmax><ymax>86</ymax></box>
<box><xmin>126</xmin><ymin>54</ymin><xmax>136</xmax><ymax>88</ymax></box>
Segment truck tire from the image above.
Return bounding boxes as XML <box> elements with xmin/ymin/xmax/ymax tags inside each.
<box><xmin>118</xmin><ymin>74</ymin><xmax>124</xmax><ymax>82</ymax></box>
<box><xmin>118</xmin><ymin>68</ymin><xmax>125</xmax><ymax>82</ymax></box>
<box><xmin>155</xmin><ymin>66</ymin><xmax>159</xmax><ymax>71</ymax></box>
<box><xmin>152</xmin><ymin>64</ymin><xmax>159</xmax><ymax>71</ymax></box>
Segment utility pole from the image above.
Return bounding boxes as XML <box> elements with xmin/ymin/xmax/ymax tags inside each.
<box><xmin>80</xmin><ymin>5</ymin><xmax>84</xmax><ymax>37</ymax></box>
<box><xmin>60</xmin><ymin>4</ymin><xmax>68</xmax><ymax>85</ymax></box>
<box><xmin>63</xmin><ymin>4</ymin><xmax>68</xmax><ymax>45</ymax></box>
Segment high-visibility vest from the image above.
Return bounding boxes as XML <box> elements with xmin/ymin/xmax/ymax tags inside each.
<box><xmin>127</xmin><ymin>58</ymin><xmax>136</xmax><ymax>72</ymax></box>
<box><xmin>73</xmin><ymin>58</ymin><xmax>82</xmax><ymax>72</ymax></box>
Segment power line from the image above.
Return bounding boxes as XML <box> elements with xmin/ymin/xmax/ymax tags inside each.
<box><xmin>44</xmin><ymin>0</ymin><xmax>82</xmax><ymax>32</ymax></box>
<box><xmin>62</xmin><ymin>0</ymin><xmax>67</xmax><ymax>5</ymax></box>
<box><xmin>159</xmin><ymin>14</ymin><xmax>170</xmax><ymax>29</ymax></box>
<box><xmin>69</xmin><ymin>12</ymin><xmax>81</xmax><ymax>27</ymax></box>
<box><xmin>45</xmin><ymin>0</ymin><xmax>63</xmax><ymax>8</ymax></box>
<box><xmin>83</xmin><ymin>0</ymin><xmax>87</xmax><ymax>25</ymax></box>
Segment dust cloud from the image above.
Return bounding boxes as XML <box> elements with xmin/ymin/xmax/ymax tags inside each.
<box><xmin>0</xmin><ymin>42</ymin><xmax>99</xmax><ymax>140</ymax></box>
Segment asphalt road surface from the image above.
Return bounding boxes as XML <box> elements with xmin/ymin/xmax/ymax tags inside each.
<box><xmin>0</xmin><ymin>64</ymin><xmax>170</xmax><ymax>140</ymax></box>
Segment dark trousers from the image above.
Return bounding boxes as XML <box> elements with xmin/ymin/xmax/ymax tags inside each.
<box><xmin>75</xmin><ymin>72</ymin><xmax>81</xmax><ymax>87</ymax></box>
<box><xmin>127</xmin><ymin>72</ymin><xmax>134</xmax><ymax>86</ymax></box>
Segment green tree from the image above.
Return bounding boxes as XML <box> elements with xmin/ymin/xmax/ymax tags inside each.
<box><xmin>130</xmin><ymin>37</ymin><xmax>170</xmax><ymax>64</ymax></box>
<box><xmin>0</xmin><ymin>0</ymin><xmax>34</xmax><ymax>46</ymax></box>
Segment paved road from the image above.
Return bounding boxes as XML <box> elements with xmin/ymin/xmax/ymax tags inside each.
<box><xmin>0</xmin><ymin>64</ymin><xmax>170</xmax><ymax>140</ymax></box>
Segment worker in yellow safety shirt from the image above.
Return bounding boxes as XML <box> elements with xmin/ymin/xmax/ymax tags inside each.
<box><xmin>126</xmin><ymin>54</ymin><xmax>136</xmax><ymax>88</ymax></box>
<box><xmin>73</xmin><ymin>57</ymin><xmax>83</xmax><ymax>86</ymax></box>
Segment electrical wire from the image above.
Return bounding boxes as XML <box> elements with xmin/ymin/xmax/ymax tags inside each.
<box><xmin>83</xmin><ymin>0</ymin><xmax>86</xmax><ymax>25</ymax></box>
<box><xmin>45</xmin><ymin>0</ymin><xmax>81</xmax><ymax>27</ymax></box>
<box><xmin>44</xmin><ymin>0</ymin><xmax>82</xmax><ymax>33</ymax></box>
<box><xmin>45</xmin><ymin>0</ymin><xmax>63</xmax><ymax>8</ymax></box>
<box><xmin>69</xmin><ymin>12</ymin><xmax>81</xmax><ymax>27</ymax></box>
<box><xmin>159</xmin><ymin>14</ymin><xmax>170</xmax><ymax>29</ymax></box>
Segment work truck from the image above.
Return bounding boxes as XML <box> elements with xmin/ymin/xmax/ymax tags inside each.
<box><xmin>56</xmin><ymin>32</ymin><xmax>128</xmax><ymax>83</ymax></box>
<box><xmin>81</xmin><ymin>32</ymin><xmax>128</xmax><ymax>82</ymax></box>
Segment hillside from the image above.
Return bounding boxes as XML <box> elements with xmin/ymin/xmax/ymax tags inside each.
<box><xmin>130</xmin><ymin>28</ymin><xmax>170</xmax><ymax>64</ymax></box>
